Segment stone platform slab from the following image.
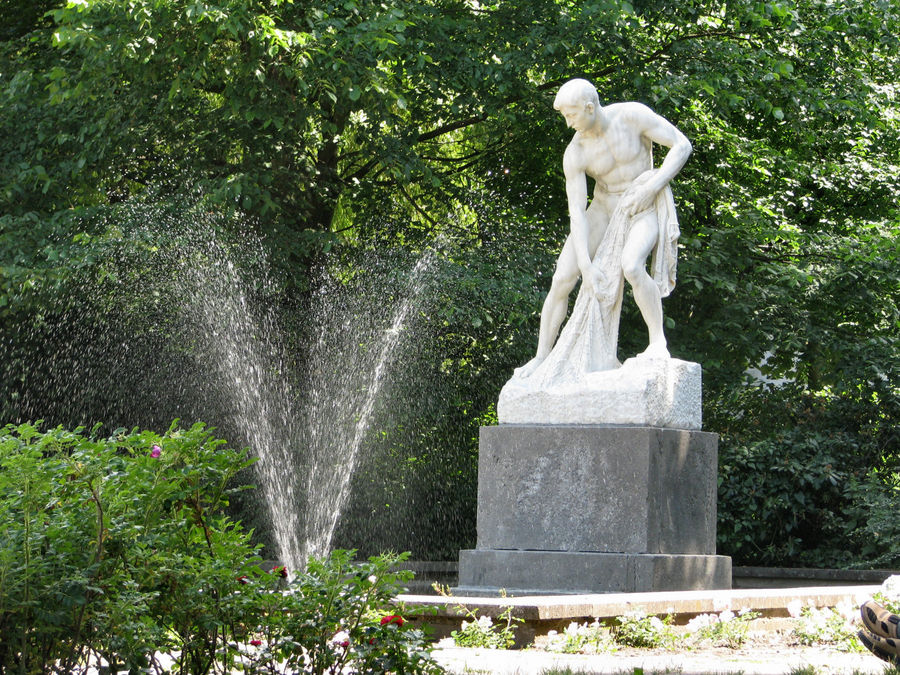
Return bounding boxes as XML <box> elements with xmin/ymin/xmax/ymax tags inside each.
<box><xmin>400</xmin><ymin>584</ymin><xmax>880</xmax><ymax>624</ymax></box>
<box><xmin>456</xmin><ymin>549</ymin><xmax>731</xmax><ymax>595</ymax></box>
<box><xmin>399</xmin><ymin>585</ymin><xmax>880</xmax><ymax>650</ymax></box>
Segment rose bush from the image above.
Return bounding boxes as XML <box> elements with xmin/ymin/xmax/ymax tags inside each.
<box><xmin>0</xmin><ymin>422</ymin><xmax>443</xmax><ymax>674</ymax></box>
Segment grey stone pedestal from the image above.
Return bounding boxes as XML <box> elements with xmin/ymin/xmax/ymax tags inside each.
<box><xmin>456</xmin><ymin>425</ymin><xmax>731</xmax><ymax>595</ymax></box>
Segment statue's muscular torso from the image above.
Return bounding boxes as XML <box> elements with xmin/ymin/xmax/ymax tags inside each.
<box><xmin>566</xmin><ymin>102</ymin><xmax>655</xmax><ymax>200</ymax></box>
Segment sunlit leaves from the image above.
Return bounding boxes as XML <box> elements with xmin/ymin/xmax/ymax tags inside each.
<box><xmin>2</xmin><ymin>0</ymin><xmax>899</xmax><ymax>564</ymax></box>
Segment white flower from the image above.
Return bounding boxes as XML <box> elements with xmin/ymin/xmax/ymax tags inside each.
<box><xmin>719</xmin><ymin>610</ymin><xmax>736</xmax><ymax>623</ymax></box>
<box><xmin>649</xmin><ymin>616</ymin><xmax>665</xmax><ymax>631</ymax></box>
<box><xmin>564</xmin><ymin>621</ymin><xmax>582</xmax><ymax>636</ymax></box>
<box><xmin>712</xmin><ymin>596</ymin><xmax>732</xmax><ymax>612</ymax></box>
<box><xmin>787</xmin><ymin>599</ymin><xmax>804</xmax><ymax>618</ymax></box>
<box><xmin>686</xmin><ymin>614</ymin><xmax>716</xmax><ymax>632</ymax></box>
<box><xmin>477</xmin><ymin>615</ymin><xmax>493</xmax><ymax>630</ymax></box>
<box><xmin>806</xmin><ymin>608</ymin><xmax>827</xmax><ymax>630</ymax></box>
<box><xmin>330</xmin><ymin>630</ymin><xmax>349</xmax><ymax>645</ymax></box>
<box><xmin>834</xmin><ymin>600</ymin><xmax>857</xmax><ymax>623</ymax></box>
<box><xmin>545</xmin><ymin>631</ymin><xmax>565</xmax><ymax>652</ymax></box>
<box><xmin>883</xmin><ymin>575</ymin><xmax>900</xmax><ymax>601</ymax></box>
<box><xmin>367</xmin><ymin>575</ymin><xmax>377</xmax><ymax>584</ymax></box>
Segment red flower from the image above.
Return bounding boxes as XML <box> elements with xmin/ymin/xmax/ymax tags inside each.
<box><xmin>271</xmin><ymin>566</ymin><xmax>288</xmax><ymax>578</ymax></box>
<box><xmin>250</xmin><ymin>639</ymin><xmax>262</xmax><ymax>647</ymax></box>
<box><xmin>236</xmin><ymin>575</ymin><xmax>250</xmax><ymax>585</ymax></box>
<box><xmin>380</xmin><ymin>614</ymin><xmax>404</xmax><ymax>627</ymax></box>
<box><xmin>340</xmin><ymin>640</ymin><xmax>349</xmax><ymax>648</ymax></box>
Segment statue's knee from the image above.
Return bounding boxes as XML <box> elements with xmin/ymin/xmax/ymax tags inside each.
<box><xmin>621</xmin><ymin>260</ymin><xmax>642</xmax><ymax>283</ymax></box>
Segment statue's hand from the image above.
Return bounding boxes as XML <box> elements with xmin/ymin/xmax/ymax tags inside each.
<box><xmin>620</xmin><ymin>184</ymin><xmax>657</xmax><ymax>216</ymax></box>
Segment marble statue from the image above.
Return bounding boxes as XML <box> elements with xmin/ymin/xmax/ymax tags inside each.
<box><xmin>499</xmin><ymin>79</ymin><xmax>699</xmax><ymax>427</ymax></box>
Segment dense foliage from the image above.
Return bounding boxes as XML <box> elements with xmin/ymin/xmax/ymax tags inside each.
<box><xmin>1</xmin><ymin>0</ymin><xmax>898</xmax><ymax>566</ymax></box>
<box><xmin>0</xmin><ymin>422</ymin><xmax>442</xmax><ymax>674</ymax></box>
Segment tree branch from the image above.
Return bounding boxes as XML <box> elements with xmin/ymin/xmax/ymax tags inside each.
<box><xmin>397</xmin><ymin>182</ymin><xmax>440</xmax><ymax>232</ymax></box>
<box><xmin>417</xmin><ymin>114</ymin><xmax>488</xmax><ymax>143</ymax></box>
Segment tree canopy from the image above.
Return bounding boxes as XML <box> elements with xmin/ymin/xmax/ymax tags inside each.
<box><xmin>1</xmin><ymin>0</ymin><xmax>899</xmax><ymax>565</ymax></box>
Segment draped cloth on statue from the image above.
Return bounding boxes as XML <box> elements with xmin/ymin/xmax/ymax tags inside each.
<box><xmin>507</xmin><ymin>170</ymin><xmax>679</xmax><ymax>391</ymax></box>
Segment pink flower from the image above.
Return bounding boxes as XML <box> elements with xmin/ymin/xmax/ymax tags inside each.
<box><xmin>150</xmin><ymin>445</ymin><xmax>161</xmax><ymax>458</ymax></box>
<box><xmin>250</xmin><ymin>639</ymin><xmax>262</xmax><ymax>647</ymax></box>
<box><xmin>380</xmin><ymin>614</ymin><xmax>404</xmax><ymax>627</ymax></box>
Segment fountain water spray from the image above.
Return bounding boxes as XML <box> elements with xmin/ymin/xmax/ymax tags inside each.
<box><xmin>301</xmin><ymin>251</ymin><xmax>434</xmax><ymax>560</ymax></box>
<box><xmin>176</xmin><ymin>233</ymin><xmax>305</xmax><ymax>568</ymax></box>
<box><xmin>6</xmin><ymin>195</ymin><xmax>438</xmax><ymax>573</ymax></box>
<box><xmin>177</xmin><ymin>227</ymin><xmax>435</xmax><ymax>570</ymax></box>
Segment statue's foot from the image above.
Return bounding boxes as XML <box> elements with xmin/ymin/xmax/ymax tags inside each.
<box><xmin>636</xmin><ymin>342</ymin><xmax>670</xmax><ymax>360</ymax></box>
<box><xmin>514</xmin><ymin>356</ymin><xmax>544</xmax><ymax>379</ymax></box>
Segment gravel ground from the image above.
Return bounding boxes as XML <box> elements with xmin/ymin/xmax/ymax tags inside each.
<box><xmin>432</xmin><ymin>644</ymin><xmax>886</xmax><ymax>675</ymax></box>
<box><xmin>431</xmin><ymin>629</ymin><xmax>889</xmax><ymax>675</ymax></box>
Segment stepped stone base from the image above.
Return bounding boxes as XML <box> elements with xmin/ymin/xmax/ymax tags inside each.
<box><xmin>456</xmin><ymin>549</ymin><xmax>732</xmax><ymax>596</ymax></box>
<box><xmin>475</xmin><ymin>425</ymin><xmax>718</xmax><ymax>554</ymax></box>
<box><xmin>457</xmin><ymin>424</ymin><xmax>731</xmax><ymax>595</ymax></box>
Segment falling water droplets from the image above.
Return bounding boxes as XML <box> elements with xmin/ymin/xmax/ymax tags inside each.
<box><xmin>3</xmin><ymin>192</ymin><xmax>444</xmax><ymax>571</ymax></box>
<box><xmin>301</xmin><ymin>250</ymin><xmax>436</xmax><ymax>560</ymax></box>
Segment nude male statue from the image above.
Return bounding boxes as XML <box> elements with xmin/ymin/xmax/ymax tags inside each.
<box><xmin>519</xmin><ymin>78</ymin><xmax>692</xmax><ymax>376</ymax></box>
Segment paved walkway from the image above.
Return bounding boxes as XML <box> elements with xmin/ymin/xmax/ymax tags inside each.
<box><xmin>432</xmin><ymin>644</ymin><xmax>886</xmax><ymax>674</ymax></box>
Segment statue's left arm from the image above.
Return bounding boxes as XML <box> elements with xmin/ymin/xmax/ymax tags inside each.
<box><xmin>644</xmin><ymin>110</ymin><xmax>692</xmax><ymax>191</ymax></box>
<box><xmin>621</xmin><ymin>105</ymin><xmax>692</xmax><ymax>216</ymax></box>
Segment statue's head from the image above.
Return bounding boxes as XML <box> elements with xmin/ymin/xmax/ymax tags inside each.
<box><xmin>553</xmin><ymin>79</ymin><xmax>600</xmax><ymax>112</ymax></box>
<box><xmin>553</xmin><ymin>79</ymin><xmax>600</xmax><ymax>131</ymax></box>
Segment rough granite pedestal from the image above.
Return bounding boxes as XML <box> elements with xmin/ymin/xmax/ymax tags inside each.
<box><xmin>456</xmin><ymin>424</ymin><xmax>731</xmax><ymax>595</ymax></box>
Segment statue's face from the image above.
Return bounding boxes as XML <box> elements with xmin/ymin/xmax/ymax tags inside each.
<box><xmin>557</xmin><ymin>101</ymin><xmax>594</xmax><ymax>131</ymax></box>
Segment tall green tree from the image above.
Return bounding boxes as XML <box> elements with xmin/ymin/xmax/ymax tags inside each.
<box><xmin>1</xmin><ymin>0</ymin><xmax>898</xmax><ymax>564</ymax></box>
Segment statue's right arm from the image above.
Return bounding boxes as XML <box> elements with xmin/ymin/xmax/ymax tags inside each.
<box><xmin>563</xmin><ymin>146</ymin><xmax>593</xmax><ymax>279</ymax></box>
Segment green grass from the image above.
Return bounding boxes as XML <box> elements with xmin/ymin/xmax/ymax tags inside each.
<box><xmin>787</xmin><ymin>666</ymin><xmax>817</xmax><ymax>675</ymax></box>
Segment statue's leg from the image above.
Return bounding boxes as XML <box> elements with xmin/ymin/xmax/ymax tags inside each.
<box><xmin>516</xmin><ymin>239</ymin><xmax>579</xmax><ymax>377</ymax></box>
<box><xmin>622</xmin><ymin>212</ymin><xmax>668</xmax><ymax>357</ymax></box>
<box><xmin>537</xmin><ymin>239</ymin><xmax>580</xmax><ymax>359</ymax></box>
